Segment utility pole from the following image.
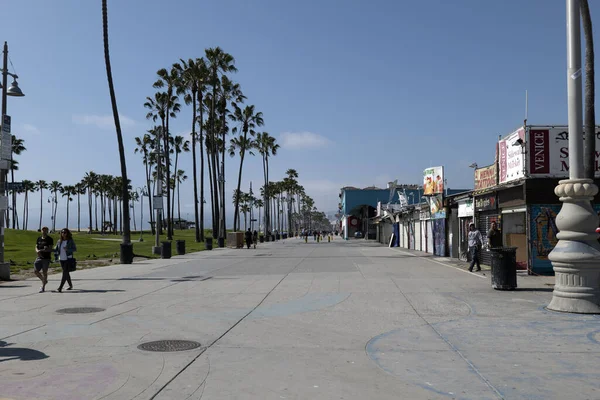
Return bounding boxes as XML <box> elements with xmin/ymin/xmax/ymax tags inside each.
<box><xmin>547</xmin><ymin>0</ymin><xmax>600</xmax><ymax>313</ymax></box>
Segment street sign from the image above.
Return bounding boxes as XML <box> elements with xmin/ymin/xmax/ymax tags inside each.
<box><xmin>1</xmin><ymin>115</ymin><xmax>11</xmax><ymax>161</ymax></box>
<box><xmin>0</xmin><ymin>196</ymin><xmax>8</xmax><ymax>211</ymax></box>
<box><xmin>153</xmin><ymin>196</ymin><xmax>163</xmax><ymax>210</ymax></box>
<box><xmin>5</xmin><ymin>182</ymin><xmax>23</xmax><ymax>191</ymax></box>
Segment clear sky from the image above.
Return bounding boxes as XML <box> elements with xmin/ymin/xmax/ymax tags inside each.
<box><xmin>1</xmin><ymin>0</ymin><xmax>596</xmax><ymax>229</ymax></box>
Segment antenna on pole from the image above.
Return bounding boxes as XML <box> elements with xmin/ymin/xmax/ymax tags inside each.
<box><xmin>524</xmin><ymin>89</ymin><xmax>528</xmax><ymax>126</ymax></box>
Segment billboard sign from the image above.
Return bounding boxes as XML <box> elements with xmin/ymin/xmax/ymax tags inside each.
<box><xmin>475</xmin><ymin>194</ymin><xmax>497</xmax><ymax>212</ymax></box>
<box><xmin>423</xmin><ymin>166</ymin><xmax>444</xmax><ymax>195</ymax></box>
<box><xmin>458</xmin><ymin>199</ymin><xmax>474</xmax><ymax>217</ymax></box>
<box><xmin>498</xmin><ymin>127</ymin><xmax>525</xmax><ymax>183</ymax></box>
<box><xmin>429</xmin><ymin>194</ymin><xmax>446</xmax><ymax>219</ymax></box>
<box><xmin>528</xmin><ymin>126</ymin><xmax>600</xmax><ymax>177</ymax></box>
<box><xmin>474</xmin><ymin>164</ymin><xmax>497</xmax><ymax>190</ymax></box>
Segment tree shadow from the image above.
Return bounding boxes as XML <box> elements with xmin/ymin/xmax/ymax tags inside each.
<box><xmin>513</xmin><ymin>287</ymin><xmax>555</xmax><ymax>292</ymax></box>
<box><xmin>0</xmin><ymin>285</ymin><xmax>30</xmax><ymax>288</ymax></box>
<box><xmin>0</xmin><ymin>340</ymin><xmax>49</xmax><ymax>362</ymax></box>
<box><xmin>62</xmin><ymin>289</ymin><xmax>126</xmax><ymax>293</ymax></box>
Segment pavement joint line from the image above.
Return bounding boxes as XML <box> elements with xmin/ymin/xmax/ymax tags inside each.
<box><xmin>0</xmin><ymin>324</ymin><xmax>46</xmax><ymax>341</ymax></box>
<box><xmin>148</xmin><ymin>245</ymin><xmax>319</xmax><ymax>399</ymax></box>
<box><xmin>389</xmin><ymin>247</ymin><xmax>487</xmax><ymax>279</ymax></box>
<box><xmin>89</xmin><ymin>306</ymin><xmax>142</xmax><ymax>325</ymax></box>
<box><xmin>389</xmin><ymin>277</ymin><xmax>504</xmax><ymax>400</ymax></box>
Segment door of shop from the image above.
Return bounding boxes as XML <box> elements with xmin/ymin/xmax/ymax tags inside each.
<box><xmin>477</xmin><ymin>211</ymin><xmax>500</xmax><ymax>266</ymax></box>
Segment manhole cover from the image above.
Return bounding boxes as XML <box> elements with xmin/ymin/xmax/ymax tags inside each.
<box><xmin>56</xmin><ymin>307</ymin><xmax>105</xmax><ymax>314</ymax></box>
<box><xmin>137</xmin><ymin>340</ymin><xmax>202</xmax><ymax>352</ymax></box>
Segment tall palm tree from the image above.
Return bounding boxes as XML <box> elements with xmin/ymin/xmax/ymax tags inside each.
<box><xmin>153</xmin><ymin>66</ymin><xmax>181</xmax><ymax>239</ymax></box>
<box><xmin>103</xmin><ymin>0</ymin><xmax>132</xmax><ymax>256</ymax></box>
<box><xmin>254</xmin><ymin>198</ymin><xmax>264</xmax><ymax>234</ymax></box>
<box><xmin>255</xmin><ymin>132</ymin><xmax>279</xmax><ymax>233</ymax></box>
<box><xmin>21</xmin><ymin>179</ymin><xmax>34</xmax><ymax>231</ymax></box>
<box><xmin>230</xmin><ymin>104</ymin><xmax>263</xmax><ymax>231</ymax></box>
<box><xmin>174</xmin><ymin>169</ymin><xmax>188</xmax><ymax>229</ymax></box>
<box><xmin>74</xmin><ymin>182</ymin><xmax>85</xmax><ymax>232</ymax></box>
<box><xmin>10</xmin><ymin>134</ymin><xmax>25</xmax><ymax>229</ymax></box>
<box><xmin>35</xmin><ymin>180</ymin><xmax>48</xmax><ymax>231</ymax></box>
<box><xmin>582</xmin><ymin>0</ymin><xmax>596</xmax><ymax>179</ymax></box>
<box><xmin>49</xmin><ymin>181</ymin><xmax>62</xmax><ymax>232</ymax></box>
<box><xmin>134</xmin><ymin>132</ymin><xmax>155</xmax><ymax>234</ymax></box>
<box><xmin>175</xmin><ymin>57</ymin><xmax>209</xmax><ymax>241</ymax></box>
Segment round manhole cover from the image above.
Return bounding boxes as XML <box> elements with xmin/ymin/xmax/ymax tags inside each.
<box><xmin>56</xmin><ymin>307</ymin><xmax>105</xmax><ymax>314</ymax></box>
<box><xmin>138</xmin><ymin>340</ymin><xmax>202</xmax><ymax>352</ymax></box>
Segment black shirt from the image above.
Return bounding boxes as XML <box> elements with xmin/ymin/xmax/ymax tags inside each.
<box><xmin>487</xmin><ymin>228</ymin><xmax>502</xmax><ymax>248</ymax></box>
<box><xmin>36</xmin><ymin>236</ymin><xmax>54</xmax><ymax>260</ymax></box>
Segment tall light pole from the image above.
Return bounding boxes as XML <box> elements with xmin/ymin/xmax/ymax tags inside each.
<box><xmin>153</xmin><ymin>136</ymin><xmax>163</xmax><ymax>254</ymax></box>
<box><xmin>0</xmin><ymin>42</ymin><xmax>25</xmax><ymax>280</ymax></box>
<box><xmin>548</xmin><ymin>0</ymin><xmax>600</xmax><ymax>313</ymax></box>
<box><xmin>138</xmin><ymin>186</ymin><xmax>146</xmax><ymax>242</ymax></box>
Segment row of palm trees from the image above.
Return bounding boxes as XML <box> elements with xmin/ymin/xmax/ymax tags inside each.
<box><xmin>136</xmin><ymin>47</ymin><xmax>281</xmax><ymax>244</ymax></box>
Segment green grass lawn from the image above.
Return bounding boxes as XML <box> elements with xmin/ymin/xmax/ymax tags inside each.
<box><xmin>6</xmin><ymin>228</ymin><xmax>216</xmax><ymax>274</ymax></box>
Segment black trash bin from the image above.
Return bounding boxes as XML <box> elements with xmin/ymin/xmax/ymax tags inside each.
<box><xmin>176</xmin><ymin>240</ymin><xmax>185</xmax><ymax>255</ymax></box>
<box><xmin>205</xmin><ymin>237</ymin><xmax>213</xmax><ymax>250</ymax></box>
<box><xmin>218</xmin><ymin>237</ymin><xmax>225</xmax><ymax>248</ymax></box>
<box><xmin>282</xmin><ymin>233</ymin><xmax>288</xmax><ymax>239</ymax></box>
<box><xmin>259</xmin><ymin>235</ymin><xmax>264</xmax><ymax>243</ymax></box>
<box><xmin>120</xmin><ymin>243</ymin><xmax>134</xmax><ymax>264</ymax></box>
<box><xmin>490</xmin><ymin>247</ymin><xmax>517</xmax><ymax>290</ymax></box>
<box><xmin>161</xmin><ymin>241</ymin><xmax>172</xmax><ymax>259</ymax></box>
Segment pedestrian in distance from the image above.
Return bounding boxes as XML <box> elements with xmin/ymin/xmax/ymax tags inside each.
<box><xmin>34</xmin><ymin>226</ymin><xmax>53</xmax><ymax>293</ymax></box>
<box><xmin>487</xmin><ymin>221</ymin><xmax>502</xmax><ymax>249</ymax></box>
<box><xmin>245</xmin><ymin>228</ymin><xmax>253</xmax><ymax>249</ymax></box>
<box><xmin>54</xmin><ymin>228</ymin><xmax>77</xmax><ymax>292</ymax></box>
<box><xmin>468</xmin><ymin>223</ymin><xmax>483</xmax><ymax>272</ymax></box>
<box><xmin>252</xmin><ymin>230</ymin><xmax>258</xmax><ymax>249</ymax></box>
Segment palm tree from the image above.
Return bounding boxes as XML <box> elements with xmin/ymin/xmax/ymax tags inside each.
<box><xmin>255</xmin><ymin>132</ymin><xmax>279</xmax><ymax>233</ymax></box>
<box><xmin>169</xmin><ymin>135</ymin><xmax>190</xmax><ymax>220</ymax></box>
<box><xmin>35</xmin><ymin>180</ymin><xmax>48</xmax><ymax>231</ymax></box>
<box><xmin>82</xmin><ymin>171</ymin><xmax>99</xmax><ymax>232</ymax></box>
<box><xmin>254</xmin><ymin>198</ymin><xmax>264</xmax><ymax>234</ymax></box>
<box><xmin>49</xmin><ymin>181</ymin><xmax>62</xmax><ymax>232</ymax></box>
<box><xmin>153</xmin><ymin>65</ymin><xmax>182</xmax><ymax>240</ymax></box>
<box><xmin>174</xmin><ymin>169</ymin><xmax>188</xmax><ymax>229</ymax></box>
<box><xmin>10</xmin><ymin>134</ymin><xmax>25</xmax><ymax>229</ymax></box>
<box><xmin>130</xmin><ymin>190</ymin><xmax>139</xmax><ymax>231</ymax></box>
<box><xmin>175</xmin><ymin>57</ymin><xmax>209</xmax><ymax>242</ymax></box>
<box><xmin>103</xmin><ymin>0</ymin><xmax>132</xmax><ymax>257</ymax></box>
<box><xmin>134</xmin><ymin>132</ymin><xmax>155</xmax><ymax>234</ymax></box>
<box><xmin>230</xmin><ymin>104</ymin><xmax>263</xmax><ymax>231</ymax></box>
<box><xmin>61</xmin><ymin>185</ymin><xmax>75</xmax><ymax>228</ymax></box>
<box><xmin>582</xmin><ymin>0</ymin><xmax>595</xmax><ymax>179</ymax></box>
<box><xmin>21</xmin><ymin>179</ymin><xmax>34</xmax><ymax>231</ymax></box>
<box><xmin>74</xmin><ymin>182</ymin><xmax>85</xmax><ymax>232</ymax></box>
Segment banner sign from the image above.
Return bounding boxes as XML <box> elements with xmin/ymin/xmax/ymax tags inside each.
<box><xmin>474</xmin><ymin>164</ymin><xmax>497</xmax><ymax>190</ymax></box>
<box><xmin>528</xmin><ymin>126</ymin><xmax>600</xmax><ymax>177</ymax></box>
<box><xmin>423</xmin><ymin>166</ymin><xmax>444</xmax><ymax>195</ymax></box>
<box><xmin>458</xmin><ymin>199</ymin><xmax>474</xmax><ymax>217</ymax></box>
<box><xmin>498</xmin><ymin>127</ymin><xmax>525</xmax><ymax>183</ymax></box>
<box><xmin>475</xmin><ymin>194</ymin><xmax>497</xmax><ymax>212</ymax></box>
<box><xmin>429</xmin><ymin>194</ymin><xmax>446</xmax><ymax>219</ymax></box>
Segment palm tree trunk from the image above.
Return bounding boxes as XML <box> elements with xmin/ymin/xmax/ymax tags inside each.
<box><xmin>38</xmin><ymin>189</ymin><xmax>43</xmax><ymax>231</ymax></box>
<box><xmin>234</xmin><ymin>142</ymin><xmax>246</xmax><ymax>232</ymax></box>
<box><xmin>172</xmin><ymin>151</ymin><xmax>179</xmax><ymax>226</ymax></box>
<box><xmin>207</xmin><ymin>147</ymin><xmax>216</xmax><ymax>235</ymax></box>
<box><xmin>191</xmin><ymin>88</ymin><xmax>200</xmax><ymax>241</ymax></box>
<box><xmin>164</xmin><ymin>117</ymin><xmax>172</xmax><ymax>240</ymax></box>
<box><xmin>88</xmin><ymin>190</ymin><xmax>93</xmax><ymax>233</ymax></box>
<box><xmin>220</xmin><ymin>108</ymin><xmax>226</xmax><ymax>239</ymax></box>
<box><xmin>77</xmin><ymin>192</ymin><xmax>81</xmax><ymax>232</ymax></box>
<box><xmin>22</xmin><ymin>191</ymin><xmax>27</xmax><ymax>230</ymax></box>
<box><xmin>65</xmin><ymin>196</ymin><xmax>70</xmax><ymax>228</ymax></box>
<box><xmin>199</xmin><ymin>92</ymin><xmax>205</xmax><ymax>241</ymax></box>
<box><xmin>582</xmin><ymin>0</ymin><xmax>596</xmax><ymax>179</ymax></box>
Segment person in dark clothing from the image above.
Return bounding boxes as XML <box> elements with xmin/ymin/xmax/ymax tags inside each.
<box><xmin>245</xmin><ymin>229</ymin><xmax>253</xmax><ymax>249</ymax></box>
<box><xmin>54</xmin><ymin>228</ymin><xmax>77</xmax><ymax>292</ymax></box>
<box><xmin>252</xmin><ymin>230</ymin><xmax>258</xmax><ymax>249</ymax></box>
<box><xmin>487</xmin><ymin>221</ymin><xmax>502</xmax><ymax>248</ymax></box>
<box><xmin>34</xmin><ymin>226</ymin><xmax>54</xmax><ymax>293</ymax></box>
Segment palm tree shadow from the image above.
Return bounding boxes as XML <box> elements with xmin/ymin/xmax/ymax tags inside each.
<box><xmin>65</xmin><ymin>289</ymin><xmax>126</xmax><ymax>293</ymax></box>
<box><xmin>0</xmin><ymin>341</ymin><xmax>49</xmax><ymax>362</ymax></box>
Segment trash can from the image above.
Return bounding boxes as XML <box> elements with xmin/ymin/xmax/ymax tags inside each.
<box><xmin>275</xmin><ymin>233</ymin><xmax>280</xmax><ymax>240</ymax></box>
<box><xmin>120</xmin><ymin>242</ymin><xmax>134</xmax><ymax>264</ymax></box>
<box><xmin>205</xmin><ymin>237</ymin><xmax>213</xmax><ymax>250</ymax></box>
<box><xmin>282</xmin><ymin>233</ymin><xmax>288</xmax><ymax>239</ymax></box>
<box><xmin>175</xmin><ymin>240</ymin><xmax>185</xmax><ymax>255</ymax></box>
<box><xmin>272</xmin><ymin>234</ymin><xmax>276</xmax><ymax>242</ymax></box>
<box><xmin>259</xmin><ymin>235</ymin><xmax>264</xmax><ymax>243</ymax></box>
<box><xmin>490</xmin><ymin>247</ymin><xmax>517</xmax><ymax>290</ymax></box>
<box><xmin>218</xmin><ymin>237</ymin><xmax>225</xmax><ymax>248</ymax></box>
<box><xmin>161</xmin><ymin>241</ymin><xmax>172</xmax><ymax>259</ymax></box>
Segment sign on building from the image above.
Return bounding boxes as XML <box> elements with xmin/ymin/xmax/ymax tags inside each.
<box><xmin>458</xmin><ymin>199</ymin><xmax>474</xmax><ymax>217</ymax></box>
<box><xmin>474</xmin><ymin>164</ymin><xmax>497</xmax><ymax>190</ymax></box>
<box><xmin>423</xmin><ymin>166</ymin><xmax>444</xmax><ymax>195</ymax></box>
<box><xmin>475</xmin><ymin>194</ymin><xmax>497</xmax><ymax>212</ymax></box>
<box><xmin>527</xmin><ymin>126</ymin><xmax>600</xmax><ymax>177</ymax></box>
<box><xmin>498</xmin><ymin>127</ymin><xmax>525</xmax><ymax>184</ymax></box>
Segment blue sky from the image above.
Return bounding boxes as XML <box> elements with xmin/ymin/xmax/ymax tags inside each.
<box><xmin>0</xmin><ymin>0</ymin><xmax>595</xmax><ymax>229</ymax></box>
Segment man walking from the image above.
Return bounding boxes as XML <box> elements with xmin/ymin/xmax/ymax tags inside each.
<box><xmin>468</xmin><ymin>223</ymin><xmax>483</xmax><ymax>272</ymax></box>
<box><xmin>34</xmin><ymin>227</ymin><xmax>53</xmax><ymax>292</ymax></box>
<box><xmin>245</xmin><ymin>228</ymin><xmax>253</xmax><ymax>249</ymax></box>
<box><xmin>487</xmin><ymin>221</ymin><xmax>502</xmax><ymax>249</ymax></box>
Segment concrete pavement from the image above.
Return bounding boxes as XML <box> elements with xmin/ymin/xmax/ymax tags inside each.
<box><xmin>0</xmin><ymin>237</ymin><xmax>598</xmax><ymax>399</ymax></box>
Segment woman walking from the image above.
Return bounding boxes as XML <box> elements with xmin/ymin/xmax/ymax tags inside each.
<box><xmin>55</xmin><ymin>228</ymin><xmax>77</xmax><ymax>292</ymax></box>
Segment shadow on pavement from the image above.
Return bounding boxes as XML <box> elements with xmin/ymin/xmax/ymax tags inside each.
<box><xmin>513</xmin><ymin>287</ymin><xmax>554</xmax><ymax>292</ymax></box>
<box><xmin>63</xmin><ymin>289</ymin><xmax>126</xmax><ymax>293</ymax></box>
<box><xmin>0</xmin><ymin>285</ymin><xmax>30</xmax><ymax>288</ymax></box>
<box><xmin>0</xmin><ymin>341</ymin><xmax>49</xmax><ymax>362</ymax></box>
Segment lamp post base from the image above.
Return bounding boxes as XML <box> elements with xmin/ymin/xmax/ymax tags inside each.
<box><xmin>548</xmin><ymin>179</ymin><xmax>600</xmax><ymax>314</ymax></box>
<box><xmin>0</xmin><ymin>262</ymin><xmax>9</xmax><ymax>280</ymax></box>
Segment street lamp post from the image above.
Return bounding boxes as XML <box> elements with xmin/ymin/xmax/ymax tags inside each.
<box><xmin>547</xmin><ymin>0</ymin><xmax>600</xmax><ymax>313</ymax></box>
<box><xmin>138</xmin><ymin>186</ymin><xmax>146</xmax><ymax>242</ymax></box>
<box><xmin>0</xmin><ymin>41</ymin><xmax>25</xmax><ymax>280</ymax></box>
<box><xmin>218</xmin><ymin>171</ymin><xmax>225</xmax><ymax>247</ymax></box>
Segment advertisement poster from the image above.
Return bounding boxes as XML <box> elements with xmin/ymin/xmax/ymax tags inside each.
<box><xmin>474</xmin><ymin>164</ymin><xmax>497</xmax><ymax>190</ymax></box>
<box><xmin>429</xmin><ymin>194</ymin><xmax>446</xmax><ymax>219</ymax></box>
<box><xmin>528</xmin><ymin>127</ymin><xmax>600</xmax><ymax>177</ymax></box>
<box><xmin>423</xmin><ymin>166</ymin><xmax>444</xmax><ymax>195</ymax></box>
<box><xmin>433</xmin><ymin>219</ymin><xmax>446</xmax><ymax>257</ymax></box>
<box><xmin>498</xmin><ymin>127</ymin><xmax>525</xmax><ymax>183</ymax></box>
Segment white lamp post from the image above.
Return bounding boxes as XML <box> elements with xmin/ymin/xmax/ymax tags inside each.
<box><xmin>547</xmin><ymin>0</ymin><xmax>600</xmax><ymax>313</ymax></box>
